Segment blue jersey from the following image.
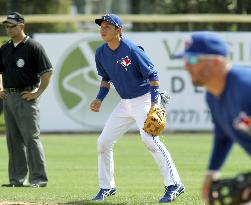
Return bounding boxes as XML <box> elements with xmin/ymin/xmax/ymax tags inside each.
<box><xmin>95</xmin><ymin>38</ymin><xmax>158</xmax><ymax>99</ymax></box>
<box><xmin>206</xmin><ymin>65</ymin><xmax>251</xmax><ymax>170</ymax></box>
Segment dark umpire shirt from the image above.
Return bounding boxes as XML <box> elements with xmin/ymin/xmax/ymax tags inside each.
<box><xmin>0</xmin><ymin>36</ymin><xmax>52</xmax><ymax>89</ymax></box>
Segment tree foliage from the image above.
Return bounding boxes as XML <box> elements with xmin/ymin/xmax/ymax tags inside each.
<box><xmin>131</xmin><ymin>0</ymin><xmax>251</xmax><ymax>31</ymax></box>
<box><xmin>0</xmin><ymin>0</ymin><xmax>77</xmax><ymax>34</ymax></box>
<box><xmin>0</xmin><ymin>0</ymin><xmax>250</xmax><ymax>33</ymax></box>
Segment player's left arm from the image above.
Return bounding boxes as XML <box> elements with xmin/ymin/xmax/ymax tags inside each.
<box><xmin>131</xmin><ymin>46</ymin><xmax>161</xmax><ymax>106</ymax></box>
<box><xmin>149</xmin><ymin>72</ymin><xmax>160</xmax><ymax>106</ymax></box>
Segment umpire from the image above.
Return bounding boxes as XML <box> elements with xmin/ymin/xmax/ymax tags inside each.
<box><xmin>0</xmin><ymin>12</ymin><xmax>52</xmax><ymax>187</ymax></box>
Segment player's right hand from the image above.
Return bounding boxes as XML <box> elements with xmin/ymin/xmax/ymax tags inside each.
<box><xmin>90</xmin><ymin>99</ymin><xmax>102</xmax><ymax>112</ymax></box>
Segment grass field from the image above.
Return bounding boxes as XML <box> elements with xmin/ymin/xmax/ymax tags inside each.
<box><xmin>0</xmin><ymin>133</ymin><xmax>249</xmax><ymax>205</ymax></box>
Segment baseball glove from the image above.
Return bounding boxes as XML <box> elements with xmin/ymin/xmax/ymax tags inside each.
<box><xmin>143</xmin><ymin>105</ymin><xmax>166</xmax><ymax>136</ymax></box>
<box><xmin>209</xmin><ymin>171</ymin><xmax>251</xmax><ymax>205</ymax></box>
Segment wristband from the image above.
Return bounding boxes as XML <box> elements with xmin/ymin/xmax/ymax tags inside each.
<box><xmin>150</xmin><ymin>85</ymin><xmax>159</xmax><ymax>104</ymax></box>
<box><xmin>96</xmin><ymin>86</ymin><xmax>109</xmax><ymax>101</ymax></box>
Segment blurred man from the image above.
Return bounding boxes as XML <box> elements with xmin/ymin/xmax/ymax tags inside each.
<box><xmin>90</xmin><ymin>13</ymin><xmax>185</xmax><ymax>203</ymax></box>
<box><xmin>175</xmin><ymin>31</ymin><xmax>251</xmax><ymax>204</ymax></box>
<box><xmin>0</xmin><ymin>12</ymin><xmax>52</xmax><ymax>187</ymax></box>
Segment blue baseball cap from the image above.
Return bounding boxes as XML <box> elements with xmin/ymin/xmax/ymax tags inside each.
<box><xmin>174</xmin><ymin>31</ymin><xmax>228</xmax><ymax>58</ymax></box>
<box><xmin>95</xmin><ymin>14</ymin><xmax>123</xmax><ymax>28</ymax></box>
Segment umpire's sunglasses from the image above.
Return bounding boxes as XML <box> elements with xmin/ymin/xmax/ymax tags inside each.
<box><xmin>4</xmin><ymin>24</ymin><xmax>18</xmax><ymax>29</ymax></box>
<box><xmin>185</xmin><ymin>55</ymin><xmax>219</xmax><ymax>65</ymax></box>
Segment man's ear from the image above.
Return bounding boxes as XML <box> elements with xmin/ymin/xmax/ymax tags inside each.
<box><xmin>116</xmin><ymin>27</ymin><xmax>122</xmax><ymax>35</ymax></box>
<box><xmin>20</xmin><ymin>24</ymin><xmax>25</xmax><ymax>30</ymax></box>
<box><xmin>213</xmin><ymin>56</ymin><xmax>223</xmax><ymax>65</ymax></box>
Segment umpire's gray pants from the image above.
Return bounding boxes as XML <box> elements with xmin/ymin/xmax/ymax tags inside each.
<box><xmin>3</xmin><ymin>93</ymin><xmax>48</xmax><ymax>185</ymax></box>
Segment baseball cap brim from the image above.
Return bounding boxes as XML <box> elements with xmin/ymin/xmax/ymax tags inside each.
<box><xmin>2</xmin><ymin>19</ymin><xmax>19</xmax><ymax>24</ymax></box>
<box><xmin>95</xmin><ymin>14</ymin><xmax>123</xmax><ymax>28</ymax></box>
<box><xmin>171</xmin><ymin>51</ymin><xmax>203</xmax><ymax>59</ymax></box>
<box><xmin>95</xmin><ymin>18</ymin><xmax>104</xmax><ymax>26</ymax></box>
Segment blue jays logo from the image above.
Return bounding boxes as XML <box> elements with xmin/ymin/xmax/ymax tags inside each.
<box><xmin>233</xmin><ymin>112</ymin><xmax>251</xmax><ymax>136</ymax></box>
<box><xmin>117</xmin><ymin>56</ymin><xmax>132</xmax><ymax>71</ymax></box>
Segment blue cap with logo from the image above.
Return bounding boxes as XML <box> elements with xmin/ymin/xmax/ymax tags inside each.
<box><xmin>95</xmin><ymin>14</ymin><xmax>123</xmax><ymax>28</ymax></box>
<box><xmin>174</xmin><ymin>31</ymin><xmax>228</xmax><ymax>58</ymax></box>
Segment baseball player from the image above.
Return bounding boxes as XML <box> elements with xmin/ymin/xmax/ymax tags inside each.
<box><xmin>0</xmin><ymin>12</ymin><xmax>52</xmax><ymax>187</ymax></box>
<box><xmin>89</xmin><ymin>14</ymin><xmax>185</xmax><ymax>203</ymax></box>
<box><xmin>174</xmin><ymin>31</ymin><xmax>251</xmax><ymax>204</ymax></box>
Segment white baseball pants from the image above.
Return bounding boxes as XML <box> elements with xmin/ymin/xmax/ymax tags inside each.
<box><xmin>97</xmin><ymin>93</ymin><xmax>181</xmax><ymax>189</ymax></box>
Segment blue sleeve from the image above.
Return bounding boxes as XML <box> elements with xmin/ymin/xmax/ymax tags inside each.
<box><xmin>131</xmin><ymin>46</ymin><xmax>156</xmax><ymax>79</ymax></box>
<box><xmin>95</xmin><ymin>51</ymin><xmax>110</xmax><ymax>82</ymax></box>
<box><xmin>149</xmin><ymin>72</ymin><xmax>159</xmax><ymax>81</ymax></box>
<box><xmin>206</xmin><ymin>92</ymin><xmax>234</xmax><ymax>170</ymax></box>
<box><xmin>239</xmin><ymin>67</ymin><xmax>251</xmax><ymax>112</ymax></box>
<box><xmin>208</xmin><ymin>123</ymin><xmax>234</xmax><ymax>170</ymax></box>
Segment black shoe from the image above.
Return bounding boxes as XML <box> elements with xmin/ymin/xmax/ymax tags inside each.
<box><xmin>1</xmin><ymin>183</ymin><xmax>25</xmax><ymax>187</ymax></box>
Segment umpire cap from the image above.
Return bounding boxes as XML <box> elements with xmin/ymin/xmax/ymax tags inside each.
<box><xmin>3</xmin><ymin>12</ymin><xmax>25</xmax><ymax>24</ymax></box>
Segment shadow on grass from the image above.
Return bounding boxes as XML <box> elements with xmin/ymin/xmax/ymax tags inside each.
<box><xmin>60</xmin><ymin>200</ymin><xmax>127</xmax><ymax>205</ymax></box>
